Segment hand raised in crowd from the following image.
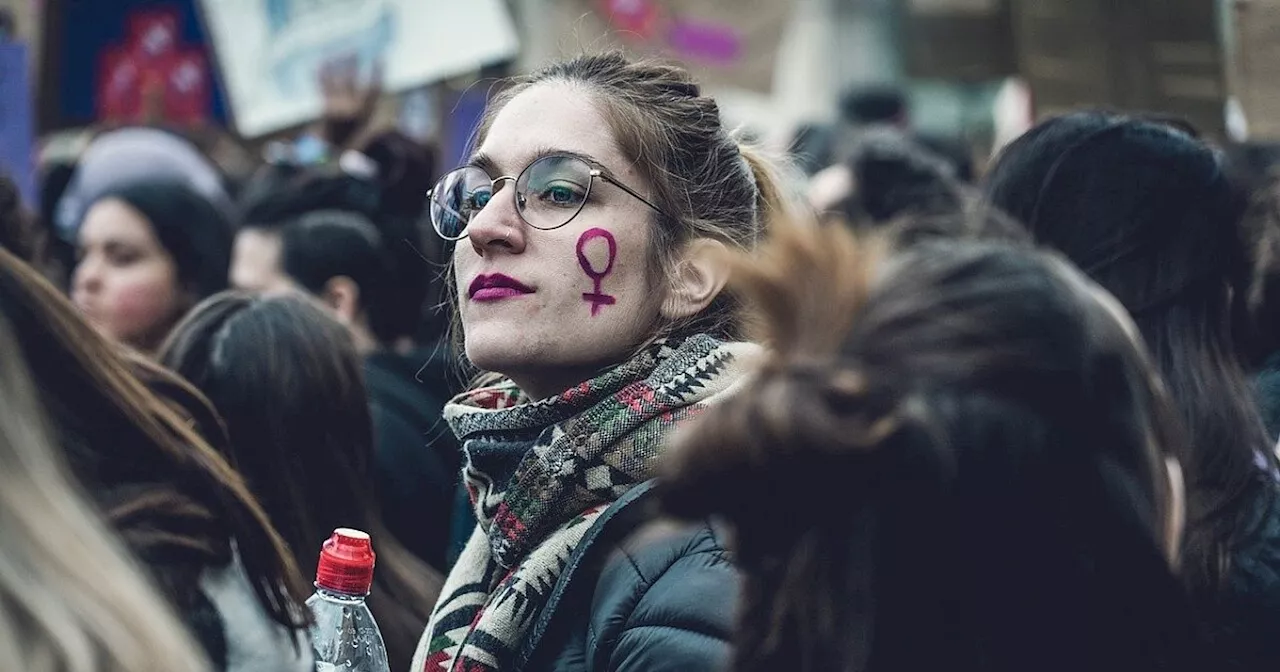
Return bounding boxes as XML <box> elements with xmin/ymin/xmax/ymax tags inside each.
<box><xmin>319</xmin><ymin>55</ymin><xmax>383</xmax><ymax>149</ymax></box>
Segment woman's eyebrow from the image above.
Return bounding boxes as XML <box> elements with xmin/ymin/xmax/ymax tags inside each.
<box><xmin>466</xmin><ymin>148</ymin><xmax>602</xmax><ymax>176</ymax></box>
<box><xmin>466</xmin><ymin>152</ymin><xmax>500</xmax><ymax>175</ymax></box>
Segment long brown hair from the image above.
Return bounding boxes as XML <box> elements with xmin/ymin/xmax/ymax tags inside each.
<box><xmin>0</xmin><ymin>309</ymin><xmax>211</xmax><ymax>672</ymax></box>
<box><xmin>0</xmin><ymin>248</ymin><xmax>309</xmax><ymax>629</ymax></box>
<box><xmin>661</xmin><ymin>222</ymin><xmax>1203</xmax><ymax>671</ymax></box>
<box><xmin>159</xmin><ymin>292</ymin><xmax>442</xmax><ymax>671</ymax></box>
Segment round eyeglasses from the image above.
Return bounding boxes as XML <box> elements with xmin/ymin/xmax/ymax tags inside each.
<box><xmin>428</xmin><ymin>154</ymin><xmax>668</xmax><ymax>241</ymax></box>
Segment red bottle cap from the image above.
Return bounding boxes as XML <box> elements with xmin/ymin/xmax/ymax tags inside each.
<box><xmin>315</xmin><ymin>528</ymin><xmax>376</xmax><ymax>595</ymax></box>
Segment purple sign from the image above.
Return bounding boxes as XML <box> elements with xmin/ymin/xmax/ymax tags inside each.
<box><xmin>667</xmin><ymin>21</ymin><xmax>743</xmax><ymax>65</ymax></box>
<box><xmin>0</xmin><ymin>43</ymin><xmax>35</xmax><ymax>206</ymax></box>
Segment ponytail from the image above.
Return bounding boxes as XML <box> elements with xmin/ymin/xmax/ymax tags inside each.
<box><xmin>660</xmin><ymin>221</ymin><xmax>901</xmax><ymax>672</ymax></box>
<box><xmin>736</xmin><ymin>141</ymin><xmax>798</xmax><ymax>238</ymax></box>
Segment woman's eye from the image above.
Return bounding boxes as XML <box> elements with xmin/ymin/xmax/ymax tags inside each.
<box><xmin>468</xmin><ymin>190</ymin><xmax>492</xmax><ymax>211</ymax></box>
<box><xmin>539</xmin><ymin>183</ymin><xmax>585</xmax><ymax>206</ymax></box>
<box><xmin>106</xmin><ymin>248</ymin><xmax>141</xmax><ymax>266</ymax></box>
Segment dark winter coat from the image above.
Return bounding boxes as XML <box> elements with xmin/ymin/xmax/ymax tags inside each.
<box><xmin>517</xmin><ymin>481</ymin><xmax>739</xmax><ymax>671</ymax></box>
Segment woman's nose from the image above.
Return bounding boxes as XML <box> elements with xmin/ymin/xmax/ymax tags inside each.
<box><xmin>467</xmin><ymin>179</ymin><xmax>527</xmax><ymax>256</ymax></box>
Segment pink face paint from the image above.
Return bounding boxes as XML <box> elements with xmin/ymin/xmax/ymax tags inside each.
<box><xmin>576</xmin><ymin>228</ymin><xmax>618</xmax><ymax>316</ymax></box>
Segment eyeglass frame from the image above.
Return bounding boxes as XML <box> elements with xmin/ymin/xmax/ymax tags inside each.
<box><xmin>427</xmin><ymin>153</ymin><xmax>672</xmax><ymax>241</ymax></box>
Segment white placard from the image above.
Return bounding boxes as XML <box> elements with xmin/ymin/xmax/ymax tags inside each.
<box><xmin>197</xmin><ymin>0</ymin><xmax>519</xmax><ymax>138</ymax></box>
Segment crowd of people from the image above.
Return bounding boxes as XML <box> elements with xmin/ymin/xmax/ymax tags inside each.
<box><xmin>4</xmin><ymin>47</ymin><xmax>1280</xmax><ymax>672</ymax></box>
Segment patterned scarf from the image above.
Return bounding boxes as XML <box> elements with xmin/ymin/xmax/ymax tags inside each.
<box><xmin>412</xmin><ymin>334</ymin><xmax>758</xmax><ymax>672</ymax></box>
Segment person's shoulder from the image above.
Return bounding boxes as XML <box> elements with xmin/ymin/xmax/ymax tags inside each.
<box><xmin>607</xmin><ymin>517</ymin><xmax>733</xmax><ymax>583</ymax></box>
<box><xmin>585</xmin><ymin>509</ymin><xmax>738</xmax><ymax>670</ymax></box>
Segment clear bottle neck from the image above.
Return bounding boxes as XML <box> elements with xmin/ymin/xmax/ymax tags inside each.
<box><xmin>312</xmin><ymin>585</ymin><xmax>370</xmax><ymax>604</ymax></box>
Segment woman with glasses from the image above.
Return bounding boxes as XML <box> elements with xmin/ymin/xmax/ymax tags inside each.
<box><xmin>411</xmin><ymin>52</ymin><xmax>789</xmax><ymax>672</ymax></box>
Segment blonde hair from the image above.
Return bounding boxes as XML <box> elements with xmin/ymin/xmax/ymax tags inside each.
<box><xmin>0</xmin><ymin>311</ymin><xmax>209</xmax><ymax>672</ymax></box>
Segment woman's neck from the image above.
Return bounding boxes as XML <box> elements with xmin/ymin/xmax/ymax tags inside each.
<box><xmin>508</xmin><ymin>364</ymin><xmax>612</xmax><ymax>401</ymax></box>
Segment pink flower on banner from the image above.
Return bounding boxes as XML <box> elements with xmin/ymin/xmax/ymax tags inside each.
<box><xmin>597</xmin><ymin>0</ymin><xmax>662</xmax><ymax>39</ymax></box>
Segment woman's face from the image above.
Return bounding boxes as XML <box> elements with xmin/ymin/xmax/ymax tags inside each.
<box><xmin>72</xmin><ymin>198</ymin><xmax>185</xmax><ymax>350</ymax></box>
<box><xmin>453</xmin><ymin>82</ymin><xmax>667</xmax><ymax>398</ymax></box>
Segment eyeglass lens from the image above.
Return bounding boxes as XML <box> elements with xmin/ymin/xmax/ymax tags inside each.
<box><xmin>430</xmin><ymin>155</ymin><xmax>594</xmax><ymax>240</ymax></box>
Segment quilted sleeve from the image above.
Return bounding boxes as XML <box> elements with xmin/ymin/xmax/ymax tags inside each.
<box><xmin>585</xmin><ymin>521</ymin><xmax>739</xmax><ymax>672</ymax></box>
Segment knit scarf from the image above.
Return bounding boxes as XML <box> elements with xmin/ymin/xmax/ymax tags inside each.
<box><xmin>412</xmin><ymin>334</ymin><xmax>758</xmax><ymax>672</ymax></box>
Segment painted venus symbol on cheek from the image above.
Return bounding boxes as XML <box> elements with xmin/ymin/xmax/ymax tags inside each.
<box><xmin>576</xmin><ymin>228</ymin><xmax>617</xmax><ymax>316</ymax></box>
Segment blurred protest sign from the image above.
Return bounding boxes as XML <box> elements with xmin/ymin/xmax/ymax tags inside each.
<box><xmin>902</xmin><ymin>0</ymin><xmax>1016</xmax><ymax>82</ymax></box>
<box><xmin>1011</xmin><ymin>0</ymin><xmax>1226</xmax><ymax>137</ymax></box>
<box><xmin>45</xmin><ymin>0</ymin><xmax>226</xmax><ymax>131</ymax></box>
<box><xmin>1232</xmin><ymin>0</ymin><xmax>1280</xmax><ymax>140</ymax></box>
<box><xmin>554</xmin><ymin>0</ymin><xmax>796</xmax><ymax>93</ymax></box>
<box><xmin>97</xmin><ymin>7</ymin><xmax>213</xmax><ymax>126</ymax></box>
<box><xmin>197</xmin><ymin>0</ymin><xmax>519</xmax><ymax>138</ymax></box>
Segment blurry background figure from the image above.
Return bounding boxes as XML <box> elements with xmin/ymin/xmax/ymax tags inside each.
<box><xmin>1239</xmin><ymin>168</ymin><xmax>1280</xmax><ymax>441</ymax></box>
<box><xmin>662</xmin><ymin>222</ymin><xmax>1204</xmax><ymax>672</ymax></box>
<box><xmin>0</xmin><ymin>249</ymin><xmax>311</xmax><ymax>672</ymax></box>
<box><xmin>159</xmin><ymin>292</ymin><xmax>442</xmax><ymax>672</ymax></box>
<box><xmin>232</xmin><ymin>201</ymin><xmax>459</xmax><ymax>568</ymax></box>
<box><xmin>234</xmin><ymin>88</ymin><xmax>462</xmax><ymax>567</ymax></box>
<box><xmin>0</xmin><ymin>307</ymin><xmax>210</xmax><ymax>672</ymax></box>
<box><xmin>813</xmin><ymin>127</ymin><xmax>967</xmax><ymax>225</ymax></box>
<box><xmin>807</xmin><ymin>83</ymin><xmax>975</xmax><ymax>222</ymax></box>
<box><xmin>984</xmin><ymin>112</ymin><xmax>1280</xmax><ymax>670</ymax></box>
<box><xmin>71</xmin><ymin>181</ymin><xmax>232</xmax><ymax>352</ymax></box>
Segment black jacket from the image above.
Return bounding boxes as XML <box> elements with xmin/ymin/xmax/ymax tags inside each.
<box><xmin>365</xmin><ymin>346</ymin><xmax>462</xmax><ymax>569</ymax></box>
<box><xmin>517</xmin><ymin>481</ymin><xmax>739</xmax><ymax>671</ymax></box>
<box><xmin>1204</xmin><ymin>482</ymin><xmax>1280</xmax><ymax>670</ymax></box>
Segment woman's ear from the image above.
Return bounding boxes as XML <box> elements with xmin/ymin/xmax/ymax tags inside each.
<box><xmin>660</xmin><ymin>238</ymin><xmax>731</xmax><ymax>321</ymax></box>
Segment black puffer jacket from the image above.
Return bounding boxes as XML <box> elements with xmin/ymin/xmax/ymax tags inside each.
<box><xmin>518</xmin><ymin>481</ymin><xmax>739</xmax><ymax>671</ymax></box>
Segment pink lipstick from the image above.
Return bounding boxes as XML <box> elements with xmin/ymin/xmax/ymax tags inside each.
<box><xmin>469</xmin><ymin>273</ymin><xmax>535</xmax><ymax>302</ymax></box>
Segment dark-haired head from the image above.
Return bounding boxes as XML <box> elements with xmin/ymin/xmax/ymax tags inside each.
<box><xmin>661</xmin><ymin>222</ymin><xmax>1203</xmax><ymax>672</ymax></box>
<box><xmin>839</xmin><ymin>85</ymin><xmax>908</xmax><ymax>127</ymax></box>
<box><xmin>71</xmin><ymin>181</ymin><xmax>232</xmax><ymax>351</ymax></box>
<box><xmin>231</xmin><ymin>209</ymin><xmax>402</xmax><ymax>350</ymax></box>
<box><xmin>236</xmin><ymin>162</ymin><xmax>438</xmax><ymax>346</ymax></box>
<box><xmin>837</xmin><ymin>128</ymin><xmax>966</xmax><ymax>224</ymax></box>
<box><xmin>983</xmin><ymin>111</ymin><xmax>1273</xmax><ymax>597</ymax></box>
<box><xmin>158</xmin><ymin>292</ymin><xmax>440</xmax><ymax>670</ymax></box>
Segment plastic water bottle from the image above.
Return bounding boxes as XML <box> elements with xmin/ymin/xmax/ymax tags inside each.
<box><xmin>306</xmin><ymin>528</ymin><xmax>390</xmax><ymax>672</ymax></box>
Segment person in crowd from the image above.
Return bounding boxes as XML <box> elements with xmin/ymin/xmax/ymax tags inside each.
<box><xmin>0</xmin><ymin>310</ymin><xmax>210</xmax><ymax>672</ymax></box>
<box><xmin>159</xmin><ymin>292</ymin><xmax>442</xmax><ymax>671</ymax></box>
<box><xmin>984</xmin><ymin>111</ymin><xmax>1280</xmax><ymax>669</ymax></box>
<box><xmin>660</xmin><ymin>222</ymin><xmax>1206</xmax><ymax>671</ymax></box>
<box><xmin>230</xmin><ymin>207</ymin><xmax>460</xmax><ymax>568</ymax></box>
<box><xmin>409</xmin><ymin>51</ymin><xmax>787</xmax><ymax>672</ymax></box>
<box><xmin>71</xmin><ymin>181</ymin><xmax>232</xmax><ymax>352</ymax></box>
<box><xmin>808</xmin><ymin>127</ymin><xmax>974</xmax><ymax>224</ymax></box>
<box><xmin>0</xmin><ymin>248</ymin><xmax>311</xmax><ymax>672</ymax></box>
<box><xmin>1243</xmin><ymin>174</ymin><xmax>1280</xmax><ymax>438</ymax></box>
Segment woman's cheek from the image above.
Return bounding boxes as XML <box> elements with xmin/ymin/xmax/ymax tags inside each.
<box><xmin>99</xmin><ymin>275</ymin><xmax>181</xmax><ymax>341</ymax></box>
